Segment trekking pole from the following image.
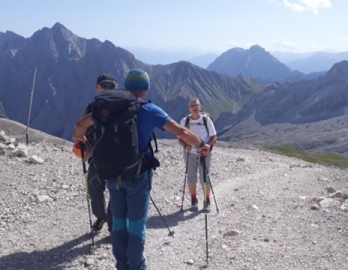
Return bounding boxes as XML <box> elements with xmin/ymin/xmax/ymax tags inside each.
<box><xmin>80</xmin><ymin>143</ymin><xmax>97</xmax><ymax>252</ymax></box>
<box><xmin>150</xmin><ymin>196</ymin><xmax>175</xmax><ymax>237</ymax></box>
<box><xmin>201</xmin><ymin>156</ymin><xmax>211</xmax><ymax>263</ymax></box>
<box><xmin>180</xmin><ymin>151</ymin><xmax>190</xmax><ymax>212</ymax></box>
<box><xmin>26</xmin><ymin>67</ymin><xmax>37</xmax><ymax>145</ymax></box>
<box><xmin>203</xmin><ymin>158</ymin><xmax>219</xmax><ymax>214</ymax></box>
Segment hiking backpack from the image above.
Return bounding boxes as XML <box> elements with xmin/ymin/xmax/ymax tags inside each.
<box><xmin>86</xmin><ymin>90</ymin><xmax>145</xmax><ymax>181</ymax></box>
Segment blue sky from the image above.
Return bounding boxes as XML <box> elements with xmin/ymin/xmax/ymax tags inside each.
<box><xmin>1</xmin><ymin>0</ymin><xmax>347</xmax><ymax>54</ymax></box>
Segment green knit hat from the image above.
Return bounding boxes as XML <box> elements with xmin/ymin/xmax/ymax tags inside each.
<box><xmin>124</xmin><ymin>69</ymin><xmax>150</xmax><ymax>91</ymax></box>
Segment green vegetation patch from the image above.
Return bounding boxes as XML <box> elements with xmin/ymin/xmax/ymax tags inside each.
<box><xmin>264</xmin><ymin>146</ymin><xmax>348</xmax><ymax>169</ymax></box>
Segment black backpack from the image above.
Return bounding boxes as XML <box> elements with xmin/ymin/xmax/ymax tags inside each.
<box><xmin>87</xmin><ymin>90</ymin><xmax>145</xmax><ymax>181</ymax></box>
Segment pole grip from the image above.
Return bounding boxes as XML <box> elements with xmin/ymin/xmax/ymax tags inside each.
<box><xmin>80</xmin><ymin>142</ymin><xmax>87</xmax><ymax>173</ymax></box>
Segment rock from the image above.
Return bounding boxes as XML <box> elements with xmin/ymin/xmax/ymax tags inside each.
<box><xmin>184</xmin><ymin>259</ymin><xmax>194</xmax><ymax>265</ymax></box>
<box><xmin>319</xmin><ymin>198</ymin><xmax>341</xmax><ymax>208</ymax></box>
<box><xmin>29</xmin><ymin>155</ymin><xmax>44</xmax><ymax>164</ymax></box>
<box><xmin>326</xmin><ymin>186</ymin><xmax>336</xmax><ymax>193</ymax></box>
<box><xmin>318</xmin><ymin>176</ymin><xmax>330</xmax><ymax>182</ymax></box>
<box><xmin>310</xmin><ymin>204</ymin><xmax>320</xmax><ymax>210</ymax></box>
<box><xmin>0</xmin><ymin>130</ymin><xmax>10</xmax><ymax>142</ymax></box>
<box><xmin>328</xmin><ymin>191</ymin><xmax>344</xmax><ymax>199</ymax></box>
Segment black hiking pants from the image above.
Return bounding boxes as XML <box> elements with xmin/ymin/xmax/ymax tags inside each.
<box><xmin>87</xmin><ymin>163</ymin><xmax>112</xmax><ymax>231</ymax></box>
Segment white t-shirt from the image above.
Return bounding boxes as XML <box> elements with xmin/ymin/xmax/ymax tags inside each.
<box><xmin>179</xmin><ymin>114</ymin><xmax>217</xmax><ymax>153</ymax></box>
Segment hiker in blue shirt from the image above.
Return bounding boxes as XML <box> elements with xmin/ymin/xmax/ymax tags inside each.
<box><xmin>73</xmin><ymin>69</ymin><xmax>210</xmax><ymax>270</ymax></box>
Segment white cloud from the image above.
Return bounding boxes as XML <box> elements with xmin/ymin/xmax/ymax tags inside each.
<box><xmin>226</xmin><ymin>41</ymin><xmax>241</xmax><ymax>49</ymax></box>
<box><xmin>281</xmin><ymin>0</ymin><xmax>332</xmax><ymax>15</ymax></box>
<box><xmin>270</xmin><ymin>38</ymin><xmax>300</xmax><ymax>50</ymax></box>
<box><xmin>335</xmin><ymin>37</ymin><xmax>348</xmax><ymax>52</ymax></box>
<box><xmin>340</xmin><ymin>37</ymin><xmax>348</xmax><ymax>42</ymax></box>
<box><xmin>283</xmin><ymin>0</ymin><xmax>306</xmax><ymax>12</ymax></box>
<box><xmin>307</xmin><ymin>42</ymin><xmax>327</xmax><ymax>51</ymax></box>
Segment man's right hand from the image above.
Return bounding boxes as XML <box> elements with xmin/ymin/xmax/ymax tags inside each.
<box><xmin>73</xmin><ymin>134</ymin><xmax>86</xmax><ymax>144</ymax></box>
<box><xmin>199</xmin><ymin>144</ymin><xmax>210</xmax><ymax>157</ymax></box>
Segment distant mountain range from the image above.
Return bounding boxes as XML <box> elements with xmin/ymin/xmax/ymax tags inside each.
<box><xmin>272</xmin><ymin>51</ymin><xmax>348</xmax><ymax>74</ymax></box>
<box><xmin>1</xmin><ymin>22</ymin><xmax>348</xmax><ymax>155</ymax></box>
<box><xmin>207</xmin><ymin>45</ymin><xmax>310</xmax><ymax>85</ymax></box>
<box><xmin>124</xmin><ymin>45</ymin><xmax>348</xmax><ymax>74</ymax></box>
<box><xmin>124</xmin><ymin>46</ymin><xmax>218</xmax><ymax>68</ymax></box>
<box><xmin>0</xmin><ymin>23</ymin><xmax>260</xmax><ymax>140</ymax></box>
<box><xmin>219</xmin><ymin>60</ymin><xmax>348</xmax><ymax>138</ymax></box>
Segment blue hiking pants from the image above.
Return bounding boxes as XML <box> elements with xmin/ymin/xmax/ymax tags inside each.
<box><xmin>107</xmin><ymin>171</ymin><xmax>152</xmax><ymax>270</ymax></box>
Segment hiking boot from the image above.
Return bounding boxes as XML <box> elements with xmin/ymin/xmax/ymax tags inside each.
<box><xmin>203</xmin><ymin>199</ymin><xmax>211</xmax><ymax>213</ymax></box>
<box><xmin>191</xmin><ymin>198</ymin><xmax>198</xmax><ymax>211</ymax></box>
<box><xmin>91</xmin><ymin>219</ymin><xmax>106</xmax><ymax>233</ymax></box>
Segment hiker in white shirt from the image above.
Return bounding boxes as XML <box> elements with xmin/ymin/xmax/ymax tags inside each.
<box><xmin>178</xmin><ymin>98</ymin><xmax>217</xmax><ymax>212</ymax></box>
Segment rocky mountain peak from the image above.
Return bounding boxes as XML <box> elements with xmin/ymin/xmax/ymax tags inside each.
<box><xmin>207</xmin><ymin>45</ymin><xmax>304</xmax><ymax>85</ymax></box>
<box><xmin>249</xmin><ymin>44</ymin><xmax>266</xmax><ymax>53</ymax></box>
<box><xmin>0</xmin><ymin>30</ymin><xmax>26</xmax><ymax>57</ymax></box>
<box><xmin>51</xmin><ymin>22</ymin><xmax>77</xmax><ymax>41</ymax></box>
<box><xmin>325</xmin><ymin>60</ymin><xmax>348</xmax><ymax>79</ymax></box>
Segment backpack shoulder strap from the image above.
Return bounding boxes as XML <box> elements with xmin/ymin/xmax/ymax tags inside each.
<box><xmin>86</xmin><ymin>103</ymin><xmax>93</xmax><ymax>114</ymax></box>
<box><xmin>82</xmin><ymin>126</ymin><xmax>105</xmax><ymax>163</ymax></box>
<box><xmin>184</xmin><ymin>114</ymin><xmax>191</xmax><ymax>128</ymax></box>
<box><xmin>185</xmin><ymin>113</ymin><xmax>210</xmax><ymax>135</ymax></box>
<box><xmin>203</xmin><ymin>114</ymin><xmax>210</xmax><ymax>136</ymax></box>
<box><xmin>151</xmin><ymin>132</ymin><xmax>158</xmax><ymax>153</ymax></box>
<box><xmin>82</xmin><ymin>102</ymin><xmax>94</xmax><ymax>117</ymax></box>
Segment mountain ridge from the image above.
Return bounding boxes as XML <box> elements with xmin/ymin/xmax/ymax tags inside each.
<box><xmin>207</xmin><ymin>45</ymin><xmax>309</xmax><ymax>85</ymax></box>
<box><xmin>0</xmin><ymin>23</ymin><xmax>259</xmax><ymax>141</ymax></box>
<box><xmin>1</xmin><ymin>22</ymin><xmax>348</xmax><ymax>157</ymax></box>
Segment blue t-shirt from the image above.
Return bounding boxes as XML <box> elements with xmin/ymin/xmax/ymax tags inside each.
<box><xmin>137</xmin><ymin>103</ymin><xmax>172</xmax><ymax>154</ymax></box>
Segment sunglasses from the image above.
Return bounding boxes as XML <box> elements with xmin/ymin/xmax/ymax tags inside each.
<box><xmin>100</xmin><ymin>83</ymin><xmax>116</xmax><ymax>90</ymax></box>
<box><xmin>189</xmin><ymin>104</ymin><xmax>200</xmax><ymax>108</ymax></box>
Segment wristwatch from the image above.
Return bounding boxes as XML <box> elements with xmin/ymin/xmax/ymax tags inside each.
<box><xmin>197</xmin><ymin>139</ymin><xmax>206</xmax><ymax>148</ymax></box>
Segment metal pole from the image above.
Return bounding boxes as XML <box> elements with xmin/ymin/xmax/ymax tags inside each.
<box><xmin>150</xmin><ymin>196</ymin><xmax>175</xmax><ymax>237</ymax></box>
<box><xmin>203</xmin><ymin>159</ymin><xmax>220</xmax><ymax>214</ymax></box>
<box><xmin>180</xmin><ymin>151</ymin><xmax>190</xmax><ymax>212</ymax></box>
<box><xmin>26</xmin><ymin>67</ymin><xmax>37</xmax><ymax>145</ymax></box>
<box><xmin>202</xmin><ymin>156</ymin><xmax>211</xmax><ymax>263</ymax></box>
<box><xmin>80</xmin><ymin>143</ymin><xmax>97</xmax><ymax>253</ymax></box>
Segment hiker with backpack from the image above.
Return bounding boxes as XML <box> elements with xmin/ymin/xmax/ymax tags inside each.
<box><xmin>178</xmin><ymin>98</ymin><xmax>217</xmax><ymax>213</ymax></box>
<box><xmin>73</xmin><ymin>69</ymin><xmax>210</xmax><ymax>270</ymax></box>
<box><xmin>81</xmin><ymin>74</ymin><xmax>117</xmax><ymax>233</ymax></box>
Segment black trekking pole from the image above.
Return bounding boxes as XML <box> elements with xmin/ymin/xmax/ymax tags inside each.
<box><xmin>150</xmin><ymin>196</ymin><xmax>175</xmax><ymax>237</ymax></box>
<box><xmin>202</xmin><ymin>158</ymin><xmax>219</xmax><ymax>214</ymax></box>
<box><xmin>80</xmin><ymin>143</ymin><xmax>97</xmax><ymax>252</ymax></box>
<box><xmin>180</xmin><ymin>151</ymin><xmax>190</xmax><ymax>212</ymax></box>
<box><xmin>201</xmin><ymin>156</ymin><xmax>211</xmax><ymax>263</ymax></box>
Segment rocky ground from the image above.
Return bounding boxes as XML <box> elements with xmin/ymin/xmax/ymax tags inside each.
<box><xmin>1</xmin><ymin>118</ymin><xmax>348</xmax><ymax>270</ymax></box>
<box><xmin>220</xmin><ymin>115</ymin><xmax>348</xmax><ymax>158</ymax></box>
